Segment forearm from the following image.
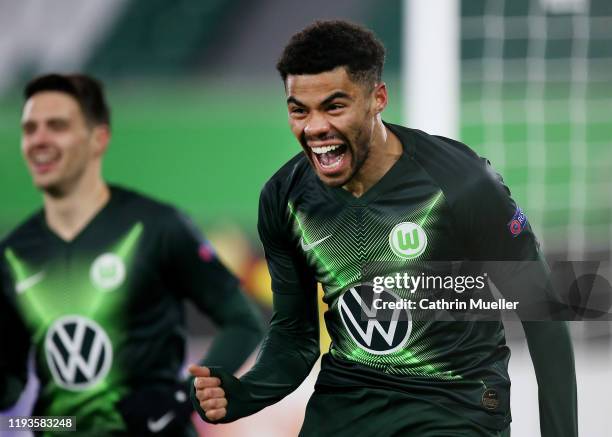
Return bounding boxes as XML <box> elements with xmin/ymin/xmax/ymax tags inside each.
<box><xmin>200</xmin><ymin>325</ymin><xmax>261</xmax><ymax>374</ymax></box>
<box><xmin>192</xmin><ymin>326</ymin><xmax>319</xmax><ymax>423</ymax></box>
<box><xmin>240</xmin><ymin>320</ymin><xmax>320</xmax><ymax>403</ymax></box>
<box><xmin>523</xmin><ymin>321</ymin><xmax>577</xmax><ymax>437</ymax></box>
<box><xmin>200</xmin><ymin>292</ymin><xmax>264</xmax><ymax>374</ymax></box>
<box><xmin>192</xmin><ymin>291</ymin><xmax>320</xmax><ymax>423</ymax></box>
<box><xmin>0</xmin><ymin>301</ymin><xmax>29</xmax><ymax>411</ymax></box>
<box><xmin>0</xmin><ymin>374</ymin><xmax>26</xmax><ymax>410</ymax></box>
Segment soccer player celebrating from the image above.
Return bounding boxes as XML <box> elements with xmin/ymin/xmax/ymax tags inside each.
<box><xmin>0</xmin><ymin>74</ymin><xmax>263</xmax><ymax>436</ymax></box>
<box><xmin>190</xmin><ymin>21</ymin><xmax>577</xmax><ymax>436</ymax></box>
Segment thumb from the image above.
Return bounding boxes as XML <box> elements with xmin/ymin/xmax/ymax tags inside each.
<box><xmin>188</xmin><ymin>364</ymin><xmax>211</xmax><ymax>378</ymax></box>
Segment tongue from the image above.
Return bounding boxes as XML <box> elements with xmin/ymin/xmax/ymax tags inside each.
<box><xmin>319</xmin><ymin>148</ymin><xmax>343</xmax><ymax>167</ymax></box>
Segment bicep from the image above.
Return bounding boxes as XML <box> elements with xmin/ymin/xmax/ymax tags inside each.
<box><xmin>454</xmin><ymin>162</ymin><xmax>559</xmax><ymax>317</ymax></box>
<box><xmin>159</xmin><ymin>210</ymin><xmax>245</xmax><ymax>319</ymax></box>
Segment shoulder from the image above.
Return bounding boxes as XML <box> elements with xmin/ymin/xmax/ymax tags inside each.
<box><xmin>110</xmin><ymin>186</ymin><xmax>207</xmax><ymax>257</ymax></box>
<box><xmin>109</xmin><ymin>185</ymin><xmax>184</xmax><ymax>222</ymax></box>
<box><xmin>0</xmin><ymin>210</ymin><xmax>44</xmax><ymax>251</ymax></box>
<box><xmin>259</xmin><ymin>152</ymin><xmax>310</xmax><ymax>210</ymax></box>
<box><xmin>387</xmin><ymin>123</ymin><xmax>504</xmax><ymax>205</ymax></box>
<box><xmin>257</xmin><ymin>152</ymin><xmax>313</xmax><ymax>242</ymax></box>
<box><xmin>108</xmin><ymin>185</ymin><xmax>201</xmax><ymax>246</ymax></box>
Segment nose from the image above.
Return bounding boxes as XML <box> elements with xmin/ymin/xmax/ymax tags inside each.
<box><xmin>304</xmin><ymin>111</ymin><xmax>331</xmax><ymax>138</ymax></box>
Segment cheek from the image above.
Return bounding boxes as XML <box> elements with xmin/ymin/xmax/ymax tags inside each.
<box><xmin>20</xmin><ymin>139</ymin><xmax>29</xmax><ymax>157</ymax></box>
<box><xmin>58</xmin><ymin>137</ymin><xmax>76</xmax><ymax>157</ymax></box>
<box><xmin>346</xmin><ymin>120</ymin><xmax>372</xmax><ymax>152</ymax></box>
<box><xmin>288</xmin><ymin>120</ymin><xmax>304</xmax><ymax>139</ymax></box>
<box><xmin>61</xmin><ymin>135</ymin><xmax>89</xmax><ymax>163</ymax></box>
<box><xmin>339</xmin><ymin>115</ymin><xmax>365</xmax><ymax>141</ymax></box>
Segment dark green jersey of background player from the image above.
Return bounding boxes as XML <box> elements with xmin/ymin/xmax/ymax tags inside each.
<box><xmin>0</xmin><ymin>185</ymin><xmax>262</xmax><ymax>435</ymax></box>
<box><xmin>257</xmin><ymin>123</ymin><xmax>553</xmax><ymax>431</ymax></box>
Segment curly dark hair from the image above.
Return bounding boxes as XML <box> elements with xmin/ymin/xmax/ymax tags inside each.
<box><xmin>276</xmin><ymin>20</ymin><xmax>386</xmax><ymax>85</ymax></box>
<box><xmin>24</xmin><ymin>73</ymin><xmax>110</xmax><ymax>127</ymax></box>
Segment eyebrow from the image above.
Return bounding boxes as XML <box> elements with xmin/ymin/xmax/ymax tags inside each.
<box><xmin>321</xmin><ymin>91</ymin><xmax>351</xmax><ymax>106</ymax></box>
<box><xmin>286</xmin><ymin>96</ymin><xmax>304</xmax><ymax>106</ymax></box>
<box><xmin>21</xmin><ymin>117</ymin><xmax>69</xmax><ymax>128</ymax></box>
<box><xmin>286</xmin><ymin>91</ymin><xmax>352</xmax><ymax>107</ymax></box>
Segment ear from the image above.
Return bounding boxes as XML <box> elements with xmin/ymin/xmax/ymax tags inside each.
<box><xmin>91</xmin><ymin>125</ymin><xmax>110</xmax><ymax>157</ymax></box>
<box><xmin>372</xmin><ymin>82</ymin><xmax>388</xmax><ymax>114</ymax></box>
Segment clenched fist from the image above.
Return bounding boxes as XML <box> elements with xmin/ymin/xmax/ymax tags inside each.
<box><xmin>188</xmin><ymin>365</ymin><xmax>227</xmax><ymax>421</ymax></box>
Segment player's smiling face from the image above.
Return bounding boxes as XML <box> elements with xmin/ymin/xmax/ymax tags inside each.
<box><xmin>285</xmin><ymin>67</ymin><xmax>381</xmax><ymax>187</ymax></box>
<box><xmin>21</xmin><ymin>92</ymin><xmax>105</xmax><ymax>195</ymax></box>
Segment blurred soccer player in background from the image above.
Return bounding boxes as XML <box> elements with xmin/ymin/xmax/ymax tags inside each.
<box><xmin>0</xmin><ymin>73</ymin><xmax>263</xmax><ymax>436</ymax></box>
<box><xmin>191</xmin><ymin>21</ymin><xmax>577</xmax><ymax>436</ymax></box>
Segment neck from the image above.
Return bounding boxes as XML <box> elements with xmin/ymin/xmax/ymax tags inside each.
<box><xmin>343</xmin><ymin>120</ymin><xmax>402</xmax><ymax>198</ymax></box>
<box><xmin>43</xmin><ymin>176</ymin><xmax>110</xmax><ymax>242</ymax></box>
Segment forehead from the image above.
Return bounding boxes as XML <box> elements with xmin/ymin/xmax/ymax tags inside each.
<box><xmin>285</xmin><ymin>67</ymin><xmax>362</xmax><ymax>102</ymax></box>
<box><xmin>22</xmin><ymin>91</ymin><xmax>83</xmax><ymax>122</ymax></box>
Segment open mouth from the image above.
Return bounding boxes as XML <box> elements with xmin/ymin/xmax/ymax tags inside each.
<box><xmin>311</xmin><ymin>143</ymin><xmax>348</xmax><ymax>170</ymax></box>
<box><xmin>29</xmin><ymin>148</ymin><xmax>61</xmax><ymax>174</ymax></box>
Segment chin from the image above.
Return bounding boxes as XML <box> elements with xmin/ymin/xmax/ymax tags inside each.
<box><xmin>316</xmin><ymin>172</ymin><xmax>351</xmax><ymax>188</ymax></box>
<box><xmin>32</xmin><ymin>174</ymin><xmax>53</xmax><ymax>186</ymax></box>
<box><xmin>34</xmin><ymin>179</ymin><xmax>64</xmax><ymax>196</ymax></box>
<box><xmin>320</xmin><ymin>178</ymin><xmax>344</xmax><ymax>188</ymax></box>
<box><xmin>32</xmin><ymin>179</ymin><xmax>51</xmax><ymax>190</ymax></box>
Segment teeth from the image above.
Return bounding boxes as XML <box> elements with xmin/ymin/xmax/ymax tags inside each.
<box><xmin>32</xmin><ymin>151</ymin><xmax>58</xmax><ymax>164</ymax></box>
<box><xmin>33</xmin><ymin>155</ymin><xmax>54</xmax><ymax>164</ymax></box>
<box><xmin>312</xmin><ymin>144</ymin><xmax>341</xmax><ymax>154</ymax></box>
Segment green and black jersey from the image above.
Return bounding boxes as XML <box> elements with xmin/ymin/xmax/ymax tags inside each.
<box><xmin>194</xmin><ymin>123</ymin><xmax>576</xmax><ymax>436</ymax></box>
<box><xmin>0</xmin><ymin>186</ymin><xmax>262</xmax><ymax>434</ymax></box>
<box><xmin>260</xmin><ymin>123</ymin><xmax>529</xmax><ymax>430</ymax></box>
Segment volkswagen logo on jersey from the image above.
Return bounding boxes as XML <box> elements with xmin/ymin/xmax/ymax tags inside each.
<box><xmin>90</xmin><ymin>253</ymin><xmax>126</xmax><ymax>291</ymax></box>
<box><xmin>389</xmin><ymin>222</ymin><xmax>428</xmax><ymax>259</ymax></box>
<box><xmin>338</xmin><ymin>284</ymin><xmax>412</xmax><ymax>355</ymax></box>
<box><xmin>45</xmin><ymin>315</ymin><xmax>113</xmax><ymax>391</ymax></box>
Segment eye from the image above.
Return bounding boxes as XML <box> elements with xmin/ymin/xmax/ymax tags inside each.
<box><xmin>327</xmin><ymin>103</ymin><xmax>345</xmax><ymax>113</ymax></box>
<box><xmin>289</xmin><ymin>106</ymin><xmax>307</xmax><ymax>117</ymax></box>
<box><xmin>48</xmin><ymin>119</ymin><xmax>69</xmax><ymax>131</ymax></box>
<box><xmin>22</xmin><ymin>122</ymin><xmax>36</xmax><ymax>135</ymax></box>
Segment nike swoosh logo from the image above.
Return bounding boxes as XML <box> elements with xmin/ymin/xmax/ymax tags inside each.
<box><xmin>300</xmin><ymin>235</ymin><xmax>331</xmax><ymax>251</ymax></box>
<box><xmin>15</xmin><ymin>271</ymin><xmax>45</xmax><ymax>294</ymax></box>
<box><xmin>147</xmin><ymin>411</ymin><xmax>175</xmax><ymax>433</ymax></box>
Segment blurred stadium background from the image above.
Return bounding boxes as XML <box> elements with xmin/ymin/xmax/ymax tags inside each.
<box><xmin>0</xmin><ymin>0</ymin><xmax>610</xmax><ymax>435</ymax></box>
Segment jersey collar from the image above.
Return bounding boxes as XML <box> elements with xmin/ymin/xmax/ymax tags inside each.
<box><xmin>317</xmin><ymin>121</ymin><xmax>416</xmax><ymax>205</ymax></box>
